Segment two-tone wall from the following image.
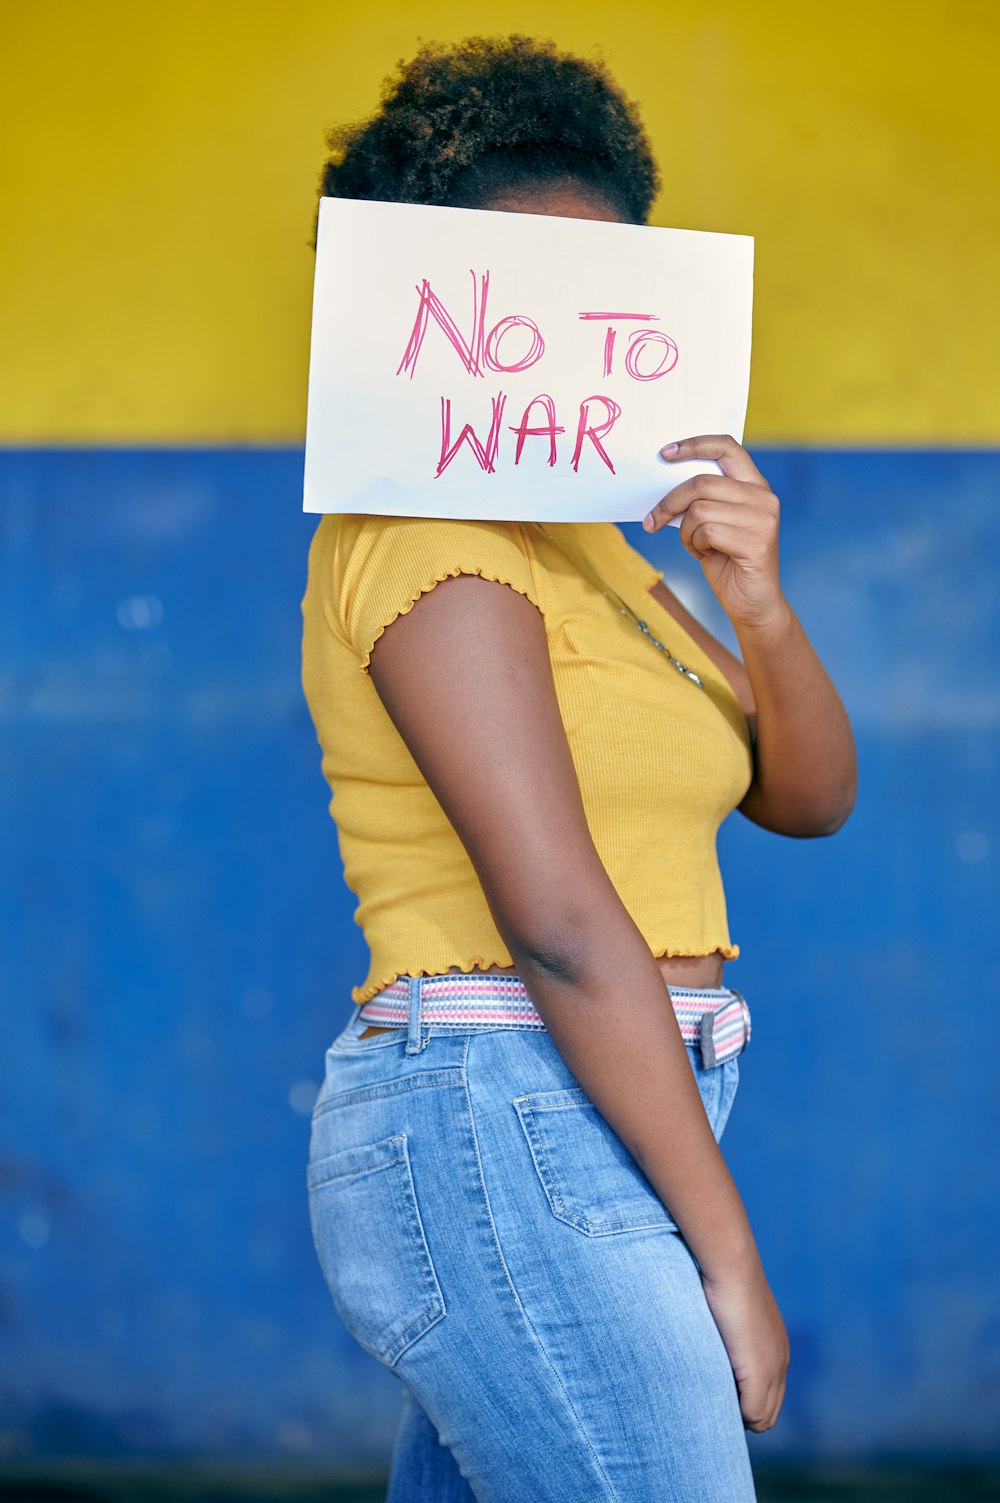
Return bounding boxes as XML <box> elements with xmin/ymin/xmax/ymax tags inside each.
<box><xmin>2</xmin><ymin>0</ymin><xmax>998</xmax><ymax>1466</ymax></box>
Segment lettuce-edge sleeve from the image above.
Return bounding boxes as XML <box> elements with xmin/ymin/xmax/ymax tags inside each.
<box><xmin>331</xmin><ymin>516</ymin><xmax>543</xmax><ymax>673</ymax></box>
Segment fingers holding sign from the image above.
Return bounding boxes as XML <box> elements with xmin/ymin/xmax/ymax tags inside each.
<box><xmin>642</xmin><ymin>435</ymin><xmax>785</xmax><ymax>633</ymax></box>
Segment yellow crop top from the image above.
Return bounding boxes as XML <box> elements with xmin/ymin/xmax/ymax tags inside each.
<box><xmin>300</xmin><ymin>514</ymin><xmax>754</xmax><ymax>1005</ymax></box>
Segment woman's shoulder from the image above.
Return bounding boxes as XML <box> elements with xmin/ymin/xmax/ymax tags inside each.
<box><xmin>329</xmin><ymin>514</ymin><xmax>538</xmax><ymax>588</ymax></box>
<box><xmin>307</xmin><ymin>513</ymin><xmax>543</xmax><ymax>672</ymax></box>
<box><xmin>331</xmin><ymin>510</ymin><xmax>528</xmax><ymax>552</ymax></box>
<box><xmin>307</xmin><ymin>512</ymin><xmax>535</xmax><ymax>587</ymax></box>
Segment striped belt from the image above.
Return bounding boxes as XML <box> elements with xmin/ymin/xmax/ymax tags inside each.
<box><xmin>357</xmin><ymin>975</ymin><xmax>751</xmax><ymax>1067</ymax></box>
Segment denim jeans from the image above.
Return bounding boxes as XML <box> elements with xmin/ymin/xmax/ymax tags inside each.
<box><xmin>307</xmin><ymin>977</ymin><xmax>757</xmax><ymax>1502</ymax></box>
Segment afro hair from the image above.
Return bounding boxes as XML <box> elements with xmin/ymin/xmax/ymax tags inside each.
<box><xmin>314</xmin><ymin>35</ymin><xmax>660</xmax><ymax>239</ymax></box>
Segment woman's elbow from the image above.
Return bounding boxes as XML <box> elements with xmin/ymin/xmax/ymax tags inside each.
<box><xmin>497</xmin><ymin>893</ymin><xmax>627</xmax><ymax>989</ymax></box>
<box><xmin>791</xmin><ymin>785</ymin><xmax>857</xmax><ymax>838</ymax></box>
<box><xmin>821</xmin><ymin>767</ymin><xmax>859</xmax><ymax>835</ymax></box>
<box><xmin>744</xmin><ymin>782</ymin><xmax>857</xmax><ymax>838</ymax></box>
<box><xmin>810</xmin><ymin>804</ymin><xmax>854</xmax><ymax>837</ymax></box>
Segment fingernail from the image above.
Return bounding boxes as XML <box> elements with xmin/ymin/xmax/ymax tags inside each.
<box><xmin>661</xmin><ymin>442</ymin><xmax>679</xmax><ymax>456</ymax></box>
<box><xmin>642</xmin><ymin>513</ymin><xmax>655</xmax><ymax>531</ymax></box>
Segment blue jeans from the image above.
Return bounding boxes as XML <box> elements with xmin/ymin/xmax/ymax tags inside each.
<box><xmin>307</xmin><ymin>977</ymin><xmax>757</xmax><ymax>1502</ymax></box>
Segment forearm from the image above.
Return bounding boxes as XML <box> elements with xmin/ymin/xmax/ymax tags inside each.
<box><xmin>736</xmin><ymin>595</ymin><xmax>857</xmax><ymax>836</ymax></box>
<box><xmin>510</xmin><ymin>913</ymin><xmax>760</xmax><ymax>1282</ymax></box>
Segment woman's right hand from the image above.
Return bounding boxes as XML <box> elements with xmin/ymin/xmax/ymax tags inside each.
<box><xmin>700</xmin><ymin>1259</ymin><xmax>790</xmax><ymax>1431</ymax></box>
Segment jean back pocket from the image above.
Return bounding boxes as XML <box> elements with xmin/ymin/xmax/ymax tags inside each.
<box><xmin>513</xmin><ymin>1057</ymin><xmax>738</xmax><ymax>1237</ymax></box>
<box><xmin>307</xmin><ymin>1132</ymin><xmax>445</xmax><ymax>1366</ymax></box>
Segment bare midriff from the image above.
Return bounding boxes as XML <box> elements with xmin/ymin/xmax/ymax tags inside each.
<box><xmin>357</xmin><ymin>950</ymin><xmax>727</xmax><ymax>1036</ymax></box>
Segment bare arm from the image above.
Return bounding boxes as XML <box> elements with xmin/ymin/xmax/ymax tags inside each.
<box><xmin>643</xmin><ymin>434</ymin><xmax>857</xmax><ymax>838</ymax></box>
<box><xmin>733</xmin><ymin>601</ymin><xmax>856</xmax><ymax>836</ymax></box>
<box><xmin>367</xmin><ymin>569</ymin><xmax>788</xmax><ymax>1431</ymax></box>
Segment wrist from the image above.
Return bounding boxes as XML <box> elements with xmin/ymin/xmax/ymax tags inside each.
<box><xmin>694</xmin><ymin>1208</ymin><xmax>763</xmax><ymax>1285</ymax></box>
<box><xmin>732</xmin><ymin>593</ymin><xmax>795</xmax><ymax>644</ymax></box>
<box><xmin>700</xmin><ymin>1238</ymin><xmax>765</xmax><ymax>1288</ymax></box>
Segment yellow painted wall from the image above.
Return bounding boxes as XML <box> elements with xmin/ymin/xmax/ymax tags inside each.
<box><xmin>3</xmin><ymin>0</ymin><xmax>997</xmax><ymax>443</ymax></box>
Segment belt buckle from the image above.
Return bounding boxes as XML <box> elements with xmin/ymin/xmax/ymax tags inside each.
<box><xmin>697</xmin><ymin>989</ymin><xmax>751</xmax><ymax>1069</ymax></box>
<box><xmin>730</xmin><ymin>988</ymin><xmax>751</xmax><ymax>1057</ymax></box>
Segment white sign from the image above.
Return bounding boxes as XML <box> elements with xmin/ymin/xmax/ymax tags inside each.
<box><xmin>303</xmin><ymin>197</ymin><xmax>753</xmax><ymax>523</ymax></box>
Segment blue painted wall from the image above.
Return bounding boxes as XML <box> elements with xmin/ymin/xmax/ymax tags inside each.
<box><xmin>2</xmin><ymin>449</ymin><xmax>997</xmax><ymax>1464</ymax></box>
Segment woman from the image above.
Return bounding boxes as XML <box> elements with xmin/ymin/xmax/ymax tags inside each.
<box><xmin>301</xmin><ymin>35</ymin><xmax>856</xmax><ymax>1503</ymax></box>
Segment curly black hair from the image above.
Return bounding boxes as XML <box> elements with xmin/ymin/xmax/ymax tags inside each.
<box><xmin>313</xmin><ymin>35</ymin><xmax>660</xmax><ymax>241</ymax></box>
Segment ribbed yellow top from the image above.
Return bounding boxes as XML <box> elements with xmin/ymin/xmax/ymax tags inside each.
<box><xmin>300</xmin><ymin>514</ymin><xmax>754</xmax><ymax>1005</ymax></box>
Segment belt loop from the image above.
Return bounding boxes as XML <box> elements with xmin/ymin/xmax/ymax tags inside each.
<box><xmin>405</xmin><ymin>975</ymin><xmax>424</xmax><ymax>1055</ymax></box>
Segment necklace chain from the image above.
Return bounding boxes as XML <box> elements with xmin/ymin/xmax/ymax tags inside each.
<box><xmin>531</xmin><ymin>521</ymin><xmax>705</xmax><ymax>690</ymax></box>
